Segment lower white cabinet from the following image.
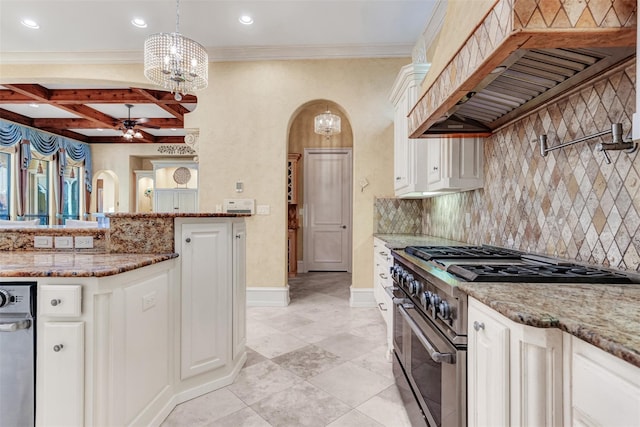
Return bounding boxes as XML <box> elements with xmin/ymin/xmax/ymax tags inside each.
<box><xmin>564</xmin><ymin>334</ymin><xmax>640</xmax><ymax>426</ymax></box>
<box><xmin>468</xmin><ymin>297</ymin><xmax>563</xmax><ymax>427</ymax></box>
<box><xmin>155</xmin><ymin>189</ymin><xmax>197</xmax><ymax>213</ymax></box>
<box><xmin>37</xmin><ymin>322</ymin><xmax>84</xmax><ymax>427</ymax></box>
<box><xmin>373</xmin><ymin>238</ymin><xmax>393</xmax><ymax>357</ymax></box>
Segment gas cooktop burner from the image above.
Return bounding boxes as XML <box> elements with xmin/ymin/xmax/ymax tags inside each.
<box><xmin>447</xmin><ymin>263</ymin><xmax>634</xmax><ymax>283</ymax></box>
<box><xmin>404</xmin><ymin>245</ymin><xmax>523</xmax><ymax>260</ymax></box>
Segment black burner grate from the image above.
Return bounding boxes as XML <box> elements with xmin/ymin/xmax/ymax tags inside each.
<box><xmin>405</xmin><ymin>245</ymin><xmax>523</xmax><ymax>260</ymax></box>
<box><xmin>447</xmin><ymin>264</ymin><xmax>633</xmax><ymax>283</ymax></box>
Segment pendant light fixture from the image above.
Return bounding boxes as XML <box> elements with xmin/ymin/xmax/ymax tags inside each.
<box><xmin>314</xmin><ymin>108</ymin><xmax>341</xmax><ymax>139</ymax></box>
<box><xmin>143</xmin><ymin>0</ymin><xmax>208</xmax><ymax>101</ymax></box>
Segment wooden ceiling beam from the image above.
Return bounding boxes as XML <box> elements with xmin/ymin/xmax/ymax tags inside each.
<box><xmin>2</xmin><ymin>84</ymin><xmax>51</xmax><ymax>101</ymax></box>
<box><xmin>131</xmin><ymin>88</ymin><xmax>189</xmax><ymax>120</ymax></box>
<box><xmin>0</xmin><ymin>108</ymin><xmax>33</xmax><ymax>127</ymax></box>
<box><xmin>32</xmin><ymin>117</ymin><xmax>182</xmax><ymax>129</ymax></box>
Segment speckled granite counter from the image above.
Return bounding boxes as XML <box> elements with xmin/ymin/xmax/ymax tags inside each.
<box><xmin>460</xmin><ymin>282</ymin><xmax>640</xmax><ymax>368</ymax></box>
<box><xmin>0</xmin><ymin>252</ymin><xmax>178</xmax><ymax>277</ymax></box>
<box><xmin>376</xmin><ymin>235</ymin><xmax>640</xmax><ymax>368</ymax></box>
<box><xmin>374</xmin><ymin>233</ymin><xmax>464</xmax><ymax>248</ymax></box>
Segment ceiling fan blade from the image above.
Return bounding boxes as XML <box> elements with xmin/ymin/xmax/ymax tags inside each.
<box><xmin>137</xmin><ymin>123</ymin><xmax>161</xmax><ymax>129</ymax></box>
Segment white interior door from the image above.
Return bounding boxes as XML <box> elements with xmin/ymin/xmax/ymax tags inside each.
<box><xmin>303</xmin><ymin>149</ymin><xmax>352</xmax><ymax>272</ymax></box>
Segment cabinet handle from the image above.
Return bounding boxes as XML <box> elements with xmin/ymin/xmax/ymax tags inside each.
<box><xmin>396</xmin><ymin>177</ymin><xmax>401</xmax><ymax>180</ymax></box>
<box><xmin>53</xmin><ymin>344</ymin><xmax>64</xmax><ymax>352</ymax></box>
<box><xmin>378</xmin><ymin>302</ymin><xmax>387</xmax><ymax>312</ymax></box>
<box><xmin>433</xmin><ymin>166</ymin><xmax>439</xmax><ymax>171</ymax></box>
<box><xmin>50</xmin><ymin>299</ymin><xmax>62</xmax><ymax>306</ymax></box>
<box><xmin>473</xmin><ymin>321</ymin><xmax>485</xmax><ymax>331</ymax></box>
<box><xmin>235</xmin><ymin>234</ymin><xmax>241</xmax><ymax>239</ymax></box>
<box><xmin>185</xmin><ymin>238</ymin><xmax>191</xmax><ymax>243</ymax></box>
<box><xmin>379</xmin><ymin>273</ymin><xmax>388</xmax><ymax>279</ymax></box>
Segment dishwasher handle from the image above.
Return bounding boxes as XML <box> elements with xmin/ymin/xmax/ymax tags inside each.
<box><xmin>0</xmin><ymin>319</ymin><xmax>32</xmax><ymax>332</ymax></box>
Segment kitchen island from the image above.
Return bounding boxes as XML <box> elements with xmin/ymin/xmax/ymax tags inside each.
<box><xmin>0</xmin><ymin>214</ymin><xmax>246</xmax><ymax>427</ymax></box>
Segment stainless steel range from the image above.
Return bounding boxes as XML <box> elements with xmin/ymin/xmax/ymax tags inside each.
<box><xmin>389</xmin><ymin>245</ymin><xmax>636</xmax><ymax>427</ymax></box>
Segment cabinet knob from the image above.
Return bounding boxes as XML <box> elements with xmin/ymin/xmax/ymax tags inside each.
<box><xmin>396</xmin><ymin>177</ymin><xmax>401</xmax><ymax>180</ymax></box>
<box><xmin>185</xmin><ymin>238</ymin><xmax>191</xmax><ymax>243</ymax></box>
<box><xmin>50</xmin><ymin>299</ymin><xmax>62</xmax><ymax>306</ymax></box>
<box><xmin>53</xmin><ymin>344</ymin><xmax>64</xmax><ymax>352</ymax></box>
<box><xmin>235</xmin><ymin>234</ymin><xmax>241</xmax><ymax>239</ymax></box>
<box><xmin>473</xmin><ymin>321</ymin><xmax>485</xmax><ymax>331</ymax></box>
<box><xmin>433</xmin><ymin>166</ymin><xmax>439</xmax><ymax>171</ymax></box>
<box><xmin>341</xmin><ymin>225</ymin><xmax>347</xmax><ymax>229</ymax></box>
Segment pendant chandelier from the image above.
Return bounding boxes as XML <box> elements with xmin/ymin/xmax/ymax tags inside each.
<box><xmin>314</xmin><ymin>108</ymin><xmax>341</xmax><ymax>139</ymax></box>
<box><xmin>143</xmin><ymin>0</ymin><xmax>208</xmax><ymax>101</ymax></box>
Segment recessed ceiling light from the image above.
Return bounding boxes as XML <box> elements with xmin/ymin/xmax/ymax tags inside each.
<box><xmin>131</xmin><ymin>18</ymin><xmax>147</xmax><ymax>28</ymax></box>
<box><xmin>28</xmin><ymin>103</ymin><xmax>39</xmax><ymax>108</ymax></box>
<box><xmin>171</xmin><ymin>128</ymin><xmax>177</xmax><ymax>131</ymax></box>
<box><xmin>97</xmin><ymin>128</ymin><xmax>103</xmax><ymax>132</ymax></box>
<box><xmin>239</xmin><ymin>15</ymin><xmax>254</xmax><ymax>25</ymax></box>
<box><xmin>21</xmin><ymin>19</ymin><xmax>40</xmax><ymax>29</ymax></box>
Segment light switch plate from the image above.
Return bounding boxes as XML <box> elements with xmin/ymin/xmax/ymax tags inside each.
<box><xmin>34</xmin><ymin>236</ymin><xmax>53</xmax><ymax>248</ymax></box>
<box><xmin>54</xmin><ymin>236</ymin><xmax>73</xmax><ymax>249</ymax></box>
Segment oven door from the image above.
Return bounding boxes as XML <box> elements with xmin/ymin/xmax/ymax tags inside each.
<box><xmin>394</xmin><ymin>301</ymin><xmax>466</xmax><ymax>427</ymax></box>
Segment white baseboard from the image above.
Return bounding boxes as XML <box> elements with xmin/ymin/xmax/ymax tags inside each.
<box><xmin>349</xmin><ymin>286</ymin><xmax>376</xmax><ymax>308</ymax></box>
<box><xmin>247</xmin><ymin>286</ymin><xmax>290</xmax><ymax>307</ymax></box>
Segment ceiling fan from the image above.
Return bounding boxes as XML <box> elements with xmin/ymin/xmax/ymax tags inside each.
<box><xmin>119</xmin><ymin>104</ymin><xmax>159</xmax><ymax>140</ymax></box>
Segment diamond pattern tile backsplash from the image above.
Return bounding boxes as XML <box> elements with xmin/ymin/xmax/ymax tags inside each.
<box><xmin>375</xmin><ymin>198</ymin><xmax>423</xmax><ymax>234</ymax></box>
<box><xmin>422</xmin><ymin>59</ymin><xmax>640</xmax><ymax>272</ymax></box>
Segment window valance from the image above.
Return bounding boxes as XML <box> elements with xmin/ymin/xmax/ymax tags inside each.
<box><xmin>0</xmin><ymin>120</ymin><xmax>92</xmax><ymax>192</ymax></box>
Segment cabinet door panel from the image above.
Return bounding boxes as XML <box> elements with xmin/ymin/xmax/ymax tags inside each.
<box><xmin>468</xmin><ymin>303</ymin><xmax>510</xmax><ymax>427</ymax></box>
<box><xmin>38</xmin><ymin>322</ymin><xmax>84</xmax><ymax>426</ymax></box>
<box><xmin>232</xmin><ymin>222</ymin><xmax>247</xmax><ymax>361</ymax></box>
<box><xmin>181</xmin><ymin>222</ymin><xmax>230</xmax><ymax>379</ymax></box>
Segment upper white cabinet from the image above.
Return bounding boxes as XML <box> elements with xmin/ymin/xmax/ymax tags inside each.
<box><xmin>468</xmin><ymin>297</ymin><xmax>563</xmax><ymax>427</ymax></box>
<box><xmin>426</xmin><ymin>136</ymin><xmax>484</xmax><ymax>193</ymax></box>
<box><xmin>390</xmin><ymin>63</ymin><xmax>484</xmax><ymax>197</ymax></box>
<box><xmin>389</xmin><ymin>63</ymin><xmax>430</xmax><ymax>198</ymax></box>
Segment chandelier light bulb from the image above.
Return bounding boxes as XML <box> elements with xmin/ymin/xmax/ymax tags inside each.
<box><xmin>314</xmin><ymin>108</ymin><xmax>342</xmax><ymax>139</ymax></box>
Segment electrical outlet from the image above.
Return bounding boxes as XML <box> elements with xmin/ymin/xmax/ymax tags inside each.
<box><xmin>142</xmin><ymin>292</ymin><xmax>157</xmax><ymax>311</ymax></box>
<box><xmin>34</xmin><ymin>236</ymin><xmax>53</xmax><ymax>248</ymax></box>
<box><xmin>54</xmin><ymin>236</ymin><xmax>73</xmax><ymax>249</ymax></box>
<box><xmin>257</xmin><ymin>205</ymin><xmax>270</xmax><ymax>215</ymax></box>
<box><xmin>75</xmin><ymin>236</ymin><xmax>94</xmax><ymax>249</ymax></box>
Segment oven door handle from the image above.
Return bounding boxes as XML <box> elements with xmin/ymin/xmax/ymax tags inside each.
<box><xmin>0</xmin><ymin>319</ymin><xmax>31</xmax><ymax>332</ymax></box>
<box><xmin>398</xmin><ymin>305</ymin><xmax>456</xmax><ymax>364</ymax></box>
<box><xmin>385</xmin><ymin>286</ymin><xmax>411</xmax><ymax>305</ymax></box>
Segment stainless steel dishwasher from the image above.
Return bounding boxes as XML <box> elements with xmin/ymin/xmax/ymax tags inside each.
<box><xmin>0</xmin><ymin>282</ymin><xmax>36</xmax><ymax>427</ymax></box>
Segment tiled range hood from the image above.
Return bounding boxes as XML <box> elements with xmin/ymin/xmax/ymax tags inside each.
<box><xmin>409</xmin><ymin>0</ymin><xmax>637</xmax><ymax>138</ymax></box>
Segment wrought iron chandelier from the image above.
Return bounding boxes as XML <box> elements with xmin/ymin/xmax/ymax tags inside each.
<box><xmin>143</xmin><ymin>0</ymin><xmax>208</xmax><ymax>101</ymax></box>
<box><xmin>314</xmin><ymin>108</ymin><xmax>341</xmax><ymax>139</ymax></box>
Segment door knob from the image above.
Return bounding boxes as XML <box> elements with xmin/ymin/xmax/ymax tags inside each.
<box><xmin>341</xmin><ymin>225</ymin><xmax>347</xmax><ymax>229</ymax></box>
<box><xmin>185</xmin><ymin>237</ymin><xmax>191</xmax><ymax>243</ymax></box>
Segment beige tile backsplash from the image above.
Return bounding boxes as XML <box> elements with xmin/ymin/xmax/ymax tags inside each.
<box><xmin>422</xmin><ymin>59</ymin><xmax>639</xmax><ymax>272</ymax></box>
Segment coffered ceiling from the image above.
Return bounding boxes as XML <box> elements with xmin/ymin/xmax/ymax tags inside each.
<box><xmin>0</xmin><ymin>1</ymin><xmax>435</xmax><ymax>143</ymax></box>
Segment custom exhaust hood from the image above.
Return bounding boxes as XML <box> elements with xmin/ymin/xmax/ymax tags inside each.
<box><xmin>408</xmin><ymin>0</ymin><xmax>637</xmax><ymax>138</ymax></box>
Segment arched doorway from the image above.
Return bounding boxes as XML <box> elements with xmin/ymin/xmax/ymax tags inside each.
<box><xmin>286</xmin><ymin>100</ymin><xmax>353</xmax><ymax>279</ymax></box>
<box><xmin>91</xmin><ymin>169</ymin><xmax>119</xmax><ymax>214</ymax></box>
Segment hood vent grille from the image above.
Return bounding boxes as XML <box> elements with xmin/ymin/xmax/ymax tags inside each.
<box><xmin>426</xmin><ymin>46</ymin><xmax>634</xmax><ymax>135</ymax></box>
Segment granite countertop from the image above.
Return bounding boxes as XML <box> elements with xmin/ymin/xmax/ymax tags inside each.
<box><xmin>0</xmin><ymin>252</ymin><xmax>178</xmax><ymax>277</ymax></box>
<box><xmin>375</xmin><ymin>234</ymin><xmax>640</xmax><ymax>368</ymax></box>
<box><xmin>374</xmin><ymin>233</ymin><xmax>465</xmax><ymax>248</ymax></box>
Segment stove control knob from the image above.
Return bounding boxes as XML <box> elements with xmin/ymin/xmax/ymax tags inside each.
<box><xmin>403</xmin><ymin>274</ymin><xmax>414</xmax><ymax>288</ymax></box>
<box><xmin>420</xmin><ymin>291</ymin><xmax>432</xmax><ymax>310</ymax></box>
<box><xmin>0</xmin><ymin>289</ymin><xmax>9</xmax><ymax>308</ymax></box>
<box><xmin>430</xmin><ymin>294</ymin><xmax>442</xmax><ymax>316</ymax></box>
<box><xmin>439</xmin><ymin>301</ymin><xmax>451</xmax><ymax>321</ymax></box>
<box><xmin>411</xmin><ymin>280</ymin><xmax>423</xmax><ymax>296</ymax></box>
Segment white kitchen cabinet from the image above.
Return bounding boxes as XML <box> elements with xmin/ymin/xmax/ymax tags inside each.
<box><xmin>389</xmin><ymin>63</ymin><xmax>430</xmax><ymax>198</ymax></box>
<box><xmin>232</xmin><ymin>221</ymin><xmax>247</xmax><ymax>361</ymax></box>
<box><xmin>426</xmin><ymin>136</ymin><xmax>484</xmax><ymax>193</ymax></box>
<box><xmin>373</xmin><ymin>237</ymin><xmax>393</xmax><ymax>358</ymax></box>
<box><xmin>468</xmin><ymin>297</ymin><xmax>563</xmax><ymax>427</ymax></box>
<box><xmin>564</xmin><ymin>334</ymin><xmax>640</xmax><ymax>427</ymax></box>
<box><xmin>37</xmin><ymin>321</ymin><xmax>84</xmax><ymax>427</ymax></box>
<box><xmin>155</xmin><ymin>189</ymin><xmax>197</xmax><ymax>213</ymax></box>
<box><xmin>178</xmin><ymin>220</ymin><xmax>231</xmax><ymax>379</ymax></box>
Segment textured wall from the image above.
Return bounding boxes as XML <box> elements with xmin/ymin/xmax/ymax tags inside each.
<box><xmin>423</xmin><ymin>59</ymin><xmax>639</xmax><ymax>271</ymax></box>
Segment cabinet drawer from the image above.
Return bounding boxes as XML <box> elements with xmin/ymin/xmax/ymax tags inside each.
<box><xmin>39</xmin><ymin>285</ymin><xmax>82</xmax><ymax>317</ymax></box>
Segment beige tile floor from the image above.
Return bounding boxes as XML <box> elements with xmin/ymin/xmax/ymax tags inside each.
<box><xmin>161</xmin><ymin>272</ymin><xmax>412</xmax><ymax>427</ymax></box>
